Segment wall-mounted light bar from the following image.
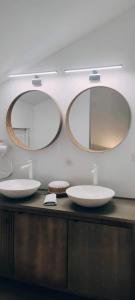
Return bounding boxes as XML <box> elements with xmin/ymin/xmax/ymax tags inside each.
<box><xmin>64</xmin><ymin>65</ymin><xmax>123</xmax><ymax>73</ymax></box>
<box><xmin>8</xmin><ymin>65</ymin><xmax>123</xmax><ymax>78</ymax></box>
<box><xmin>8</xmin><ymin>71</ymin><xmax>58</xmax><ymax>78</ymax></box>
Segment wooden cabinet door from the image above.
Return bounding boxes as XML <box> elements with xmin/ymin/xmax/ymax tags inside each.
<box><xmin>0</xmin><ymin>210</ymin><xmax>14</xmax><ymax>277</ymax></box>
<box><xmin>14</xmin><ymin>213</ymin><xmax>67</xmax><ymax>288</ymax></box>
<box><xmin>68</xmin><ymin>221</ymin><xmax>132</xmax><ymax>300</ymax></box>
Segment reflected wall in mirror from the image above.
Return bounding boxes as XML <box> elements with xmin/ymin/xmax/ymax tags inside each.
<box><xmin>66</xmin><ymin>86</ymin><xmax>131</xmax><ymax>152</ymax></box>
<box><xmin>6</xmin><ymin>90</ymin><xmax>62</xmax><ymax>150</ymax></box>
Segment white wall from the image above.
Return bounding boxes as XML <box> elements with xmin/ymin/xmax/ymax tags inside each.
<box><xmin>0</xmin><ymin>70</ymin><xmax>135</xmax><ymax>199</ymax></box>
<box><xmin>0</xmin><ymin>8</ymin><xmax>135</xmax><ymax>198</ymax></box>
<box><xmin>33</xmin><ymin>8</ymin><xmax>135</xmax><ymax>72</ymax></box>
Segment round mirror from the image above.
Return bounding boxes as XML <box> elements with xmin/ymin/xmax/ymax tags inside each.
<box><xmin>66</xmin><ymin>86</ymin><xmax>131</xmax><ymax>152</ymax></box>
<box><xmin>6</xmin><ymin>90</ymin><xmax>62</xmax><ymax>150</ymax></box>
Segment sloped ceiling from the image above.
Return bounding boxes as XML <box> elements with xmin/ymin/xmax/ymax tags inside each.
<box><xmin>35</xmin><ymin>7</ymin><xmax>135</xmax><ymax>73</ymax></box>
<box><xmin>0</xmin><ymin>0</ymin><xmax>135</xmax><ymax>83</ymax></box>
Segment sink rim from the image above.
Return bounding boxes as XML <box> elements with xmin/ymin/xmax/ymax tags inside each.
<box><xmin>66</xmin><ymin>185</ymin><xmax>115</xmax><ymax>200</ymax></box>
<box><xmin>0</xmin><ymin>179</ymin><xmax>41</xmax><ymax>191</ymax></box>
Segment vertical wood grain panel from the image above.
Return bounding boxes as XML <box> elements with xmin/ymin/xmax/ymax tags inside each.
<box><xmin>0</xmin><ymin>211</ymin><xmax>14</xmax><ymax>276</ymax></box>
<box><xmin>14</xmin><ymin>213</ymin><xmax>67</xmax><ymax>288</ymax></box>
<box><xmin>68</xmin><ymin>221</ymin><xmax>132</xmax><ymax>300</ymax></box>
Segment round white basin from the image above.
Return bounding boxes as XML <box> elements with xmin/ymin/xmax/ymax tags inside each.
<box><xmin>66</xmin><ymin>185</ymin><xmax>115</xmax><ymax>207</ymax></box>
<box><xmin>0</xmin><ymin>179</ymin><xmax>41</xmax><ymax>199</ymax></box>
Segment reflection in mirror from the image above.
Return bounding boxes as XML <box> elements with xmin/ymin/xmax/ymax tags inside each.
<box><xmin>6</xmin><ymin>90</ymin><xmax>62</xmax><ymax>150</ymax></box>
<box><xmin>66</xmin><ymin>86</ymin><xmax>131</xmax><ymax>152</ymax></box>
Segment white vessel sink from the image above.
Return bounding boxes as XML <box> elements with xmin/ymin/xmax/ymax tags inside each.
<box><xmin>0</xmin><ymin>179</ymin><xmax>41</xmax><ymax>199</ymax></box>
<box><xmin>66</xmin><ymin>185</ymin><xmax>115</xmax><ymax>207</ymax></box>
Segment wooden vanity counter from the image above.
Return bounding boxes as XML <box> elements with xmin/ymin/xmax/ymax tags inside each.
<box><xmin>0</xmin><ymin>192</ymin><xmax>135</xmax><ymax>300</ymax></box>
<box><xmin>0</xmin><ymin>192</ymin><xmax>134</xmax><ymax>225</ymax></box>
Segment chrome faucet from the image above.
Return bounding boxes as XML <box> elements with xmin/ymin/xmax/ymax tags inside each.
<box><xmin>21</xmin><ymin>160</ymin><xmax>33</xmax><ymax>179</ymax></box>
<box><xmin>91</xmin><ymin>164</ymin><xmax>98</xmax><ymax>185</ymax></box>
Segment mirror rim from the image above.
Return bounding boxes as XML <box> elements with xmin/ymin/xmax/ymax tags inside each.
<box><xmin>6</xmin><ymin>90</ymin><xmax>62</xmax><ymax>151</ymax></box>
<box><xmin>65</xmin><ymin>85</ymin><xmax>131</xmax><ymax>153</ymax></box>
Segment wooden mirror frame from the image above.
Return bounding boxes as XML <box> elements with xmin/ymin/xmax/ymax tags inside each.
<box><xmin>65</xmin><ymin>86</ymin><xmax>131</xmax><ymax>153</ymax></box>
<box><xmin>6</xmin><ymin>90</ymin><xmax>62</xmax><ymax>151</ymax></box>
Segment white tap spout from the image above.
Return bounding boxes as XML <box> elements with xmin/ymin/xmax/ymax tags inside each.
<box><xmin>21</xmin><ymin>160</ymin><xmax>33</xmax><ymax>179</ymax></box>
<box><xmin>91</xmin><ymin>164</ymin><xmax>98</xmax><ymax>185</ymax></box>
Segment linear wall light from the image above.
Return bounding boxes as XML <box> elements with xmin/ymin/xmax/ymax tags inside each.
<box><xmin>64</xmin><ymin>65</ymin><xmax>123</xmax><ymax>73</ymax></box>
<box><xmin>8</xmin><ymin>71</ymin><xmax>58</xmax><ymax>78</ymax></box>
